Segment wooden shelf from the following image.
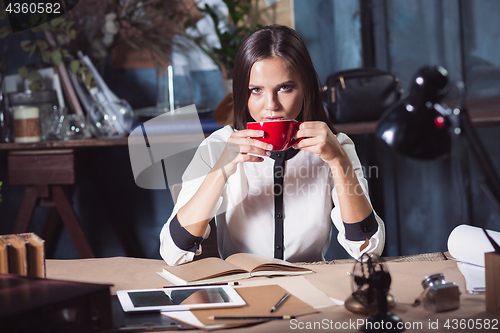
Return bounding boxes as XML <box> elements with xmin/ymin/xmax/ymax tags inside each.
<box><xmin>0</xmin><ymin>133</ymin><xmax>210</xmax><ymax>151</ymax></box>
<box><xmin>0</xmin><ymin>137</ymin><xmax>129</xmax><ymax>151</ymax></box>
<box><xmin>334</xmin><ymin>95</ymin><xmax>500</xmax><ymax>135</ymax></box>
<box><xmin>1</xmin><ymin>96</ymin><xmax>498</xmax><ymax>150</ymax></box>
<box><xmin>334</xmin><ymin>121</ymin><xmax>378</xmax><ymax>135</ymax></box>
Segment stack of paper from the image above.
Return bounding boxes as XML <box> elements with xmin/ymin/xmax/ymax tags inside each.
<box><xmin>447</xmin><ymin>225</ymin><xmax>500</xmax><ymax>294</ymax></box>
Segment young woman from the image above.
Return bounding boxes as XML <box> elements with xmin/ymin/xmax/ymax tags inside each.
<box><xmin>160</xmin><ymin>25</ymin><xmax>385</xmax><ymax>265</ymax></box>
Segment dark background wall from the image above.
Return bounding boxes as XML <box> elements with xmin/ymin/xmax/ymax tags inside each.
<box><xmin>1</xmin><ymin>0</ymin><xmax>499</xmax><ymax>260</ymax></box>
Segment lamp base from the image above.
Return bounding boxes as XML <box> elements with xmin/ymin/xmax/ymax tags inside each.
<box><xmin>362</xmin><ymin>311</ymin><xmax>405</xmax><ymax>332</ymax></box>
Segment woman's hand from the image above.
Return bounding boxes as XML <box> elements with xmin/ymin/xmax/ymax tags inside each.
<box><xmin>213</xmin><ymin>129</ymin><xmax>273</xmax><ymax>176</ymax></box>
<box><xmin>294</xmin><ymin>121</ymin><xmax>373</xmax><ymax>223</ymax></box>
<box><xmin>293</xmin><ymin>121</ymin><xmax>346</xmax><ymax>166</ymax></box>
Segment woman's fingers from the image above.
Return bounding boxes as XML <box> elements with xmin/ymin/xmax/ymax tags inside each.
<box><xmin>239</xmin><ymin>144</ymin><xmax>272</xmax><ymax>156</ymax></box>
<box><xmin>228</xmin><ymin>130</ymin><xmax>274</xmax><ymax>155</ymax></box>
<box><xmin>218</xmin><ymin>130</ymin><xmax>272</xmax><ymax>176</ymax></box>
<box><xmin>295</xmin><ymin>121</ymin><xmax>328</xmax><ymax>138</ymax></box>
<box><xmin>292</xmin><ymin>121</ymin><xmax>344</xmax><ymax>164</ymax></box>
<box><xmin>232</xmin><ymin>129</ymin><xmax>265</xmax><ymax>139</ymax></box>
<box><xmin>294</xmin><ymin>137</ymin><xmax>325</xmax><ymax>153</ymax></box>
<box><xmin>295</xmin><ymin>128</ymin><xmax>327</xmax><ymax>141</ymax></box>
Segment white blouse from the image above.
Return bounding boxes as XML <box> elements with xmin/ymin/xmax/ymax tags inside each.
<box><xmin>160</xmin><ymin>125</ymin><xmax>385</xmax><ymax>266</ymax></box>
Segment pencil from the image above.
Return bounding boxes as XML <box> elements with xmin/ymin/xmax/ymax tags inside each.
<box><xmin>270</xmin><ymin>293</ymin><xmax>290</xmax><ymax>312</ymax></box>
<box><xmin>160</xmin><ymin>282</ymin><xmax>239</xmax><ymax>289</ymax></box>
<box><xmin>208</xmin><ymin>316</ymin><xmax>295</xmax><ymax>320</ymax></box>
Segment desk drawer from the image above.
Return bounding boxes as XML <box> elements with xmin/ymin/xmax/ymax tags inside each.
<box><xmin>9</xmin><ymin>154</ymin><xmax>75</xmax><ymax>185</ymax></box>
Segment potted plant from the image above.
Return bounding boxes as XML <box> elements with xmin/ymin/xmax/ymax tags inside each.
<box><xmin>190</xmin><ymin>0</ymin><xmax>263</xmax><ymax>83</ymax></box>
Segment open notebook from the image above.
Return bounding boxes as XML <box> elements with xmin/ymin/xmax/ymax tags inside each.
<box><xmin>158</xmin><ymin>253</ymin><xmax>314</xmax><ymax>285</ymax></box>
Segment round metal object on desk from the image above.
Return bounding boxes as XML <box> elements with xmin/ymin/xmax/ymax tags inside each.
<box><xmin>344</xmin><ymin>292</ymin><xmax>397</xmax><ymax>315</ymax></box>
<box><xmin>422</xmin><ymin>273</ymin><xmax>446</xmax><ymax>289</ymax></box>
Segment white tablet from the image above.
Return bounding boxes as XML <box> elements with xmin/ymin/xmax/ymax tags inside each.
<box><xmin>116</xmin><ymin>285</ymin><xmax>246</xmax><ymax>312</ymax></box>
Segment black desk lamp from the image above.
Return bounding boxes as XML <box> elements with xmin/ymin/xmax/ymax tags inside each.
<box><xmin>376</xmin><ymin>65</ymin><xmax>500</xmax><ymax>211</ymax></box>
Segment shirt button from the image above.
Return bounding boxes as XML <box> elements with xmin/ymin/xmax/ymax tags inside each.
<box><xmin>277</xmin><ymin>213</ymin><xmax>282</xmax><ymax>218</ymax></box>
<box><xmin>276</xmin><ymin>245</ymin><xmax>282</xmax><ymax>250</ymax></box>
<box><xmin>277</xmin><ymin>153</ymin><xmax>282</xmax><ymax>158</ymax></box>
<box><xmin>362</xmin><ymin>227</ymin><xmax>368</xmax><ymax>232</ymax></box>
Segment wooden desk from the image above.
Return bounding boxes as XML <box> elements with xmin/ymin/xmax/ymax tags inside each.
<box><xmin>0</xmin><ymin>132</ymin><xmax>213</xmax><ymax>259</ymax></box>
<box><xmin>46</xmin><ymin>253</ymin><xmax>499</xmax><ymax>332</ymax></box>
<box><xmin>0</xmin><ymin>138</ymin><xmax>140</xmax><ymax>259</ymax></box>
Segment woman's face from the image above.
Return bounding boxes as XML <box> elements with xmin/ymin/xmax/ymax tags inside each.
<box><xmin>247</xmin><ymin>57</ymin><xmax>304</xmax><ymax>122</ymax></box>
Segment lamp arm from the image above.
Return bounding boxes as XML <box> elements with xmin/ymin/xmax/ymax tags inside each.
<box><xmin>457</xmin><ymin>106</ymin><xmax>500</xmax><ymax>211</ymax></box>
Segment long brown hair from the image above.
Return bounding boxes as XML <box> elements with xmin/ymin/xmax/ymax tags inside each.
<box><xmin>232</xmin><ymin>24</ymin><xmax>334</xmax><ymax>133</ymax></box>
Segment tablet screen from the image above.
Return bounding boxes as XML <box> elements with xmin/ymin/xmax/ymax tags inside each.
<box><xmin>117</xmin><ymin>286</ymin><xmax>245</xmax><ymax>312</ymax></box>
<box><xmin>129</xmin><ymin>288</ymin><xmax>229</xmax><ymax>307</ymax></box>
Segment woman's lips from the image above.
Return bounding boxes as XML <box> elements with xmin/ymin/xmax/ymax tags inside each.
<box><xmin>264</xmin><ymin>116</ymin><xmax>284</xmax><ymax>121</ymax></box>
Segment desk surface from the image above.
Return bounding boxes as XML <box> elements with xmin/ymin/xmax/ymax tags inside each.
<box><xmin>46</xmin><ymin>253</ymin><xmax>498</xmax><ymax>332</ymax></box>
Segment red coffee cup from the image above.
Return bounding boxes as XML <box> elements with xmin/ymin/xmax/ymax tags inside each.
<box><xmin>247</xmin><ymin>120</ymin><xmax>303</xmax><ymax>151</ymax></box>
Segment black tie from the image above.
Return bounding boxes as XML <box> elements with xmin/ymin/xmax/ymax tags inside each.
<box><xmin>269</xmin><ymin>148</ymin><xmax>300</xmax><ymax>259</ymax></box>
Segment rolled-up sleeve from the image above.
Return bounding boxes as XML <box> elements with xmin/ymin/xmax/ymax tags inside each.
<box><xmin>169</xmin><ymin>215</ymin><xmax>204</xmax><ymax>252</ymax></box>
<box><xmin>330</xmin><ymin>133</ymin><xmax>385</xmax><ymax>259</ymax></box>
<box><xmin>344</xmin><ymin>211</ymin><xmax>378</xmax><ymax>241</ymax></box>
<box><xmin>160</xmin><ymin>127</ymin><xmax>230</xmax><ymax>266</ymax></box>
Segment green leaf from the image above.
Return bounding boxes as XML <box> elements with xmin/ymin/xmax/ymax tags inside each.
<box><xmin>29</xmin><ymin>42</ymin><xmax>37</xmax><ymax>57</ymax></box>
<box><xmin>20</xmin><ymin>40</ymin><xmax>32</xmax><ymax>51</ymax></box>
<box><xmin>51</xmin><ymin>50</ymin><xmax>62</xmax><ymax>66</ymax></box>
<box><xmin>40</xmin><ymin>22</ymin><xmax>50</xmax><ymax>31</ymax></box>
<box><xmin>85</xmin><ymin>72</ymin><xmax>93</xmax><ymax>87</ymax></box>
<box><xmin>18</xmin><ymin>66</ymin><xmax>29</xmax><ymax>78</ymax></box>
<box><xmin>27</xmin><ymin>71</ymin><xmax>41</xmax><ymax>81</ymax></box>
<box><xmin>36</xmin><ymin>39</ymin><xmax>48</xmax><ymax>51</ymax></box>
<box><xmin>50</xmin><ymin>17</ymin><xmax>65</xmax><ymax>28</ymax></box>
<box><xmin>69</xmin><ymin>29</ymin><xmax>77</xmax><ymax>40</ymax></box>
<box><xmin>70</xmin><ymin>60</ymin><xmax>80</xmax><ymax>74</ymax></box>
<box><xmin>28</xmin><ymin>81</ymin><xmax>41</xmax><ymax>92</ymax></box>
<box><xmin>41</xmin><ymin>50</ymin><xmax>51</xmax><ymax>63</ymax></box>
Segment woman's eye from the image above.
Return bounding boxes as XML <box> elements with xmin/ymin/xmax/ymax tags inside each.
<box><xmin>250</xmin><ymin>88</ymin><xmax>261</xmax><ymax>94</ymax></box>
<box><xmin>280</xmin><ymin>85</ymin><xmax>292</xmax><ymax>92</ymax></box>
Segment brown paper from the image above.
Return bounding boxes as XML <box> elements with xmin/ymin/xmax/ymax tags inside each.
<box><xmin>191</xmin><ymin>285</ymin><xmax>317</xmax><ymax>328</ymax></box>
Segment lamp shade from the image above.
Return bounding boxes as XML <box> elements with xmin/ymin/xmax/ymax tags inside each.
<box><xmin>376</xmin><ymin>66</ymin><xmax>452</xmax><ymax>160</ymax></box>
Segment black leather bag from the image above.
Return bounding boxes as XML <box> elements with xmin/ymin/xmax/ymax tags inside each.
<box><xmin>323</xmin><ymin>68</ymin><xmax>402</xmax><ymax>124</ymax></box>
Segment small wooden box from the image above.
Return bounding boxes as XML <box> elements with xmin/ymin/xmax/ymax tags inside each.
<box><xmin>485</xmin><ymin>252</ymin><xmax>500</xmax><ymax>315</ymax></box>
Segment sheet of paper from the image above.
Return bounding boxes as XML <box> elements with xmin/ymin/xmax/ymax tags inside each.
<box><xmin>163</xmin><ymin>285</ymin><xmax>317</xmax><ymax>330</ymax></box>
<box><xmin>447</xmin><ymin>224</ymin><xmax>500</xmax><ymax>267</ymax></box>
<box><xmin>236</xmin><ymin>276</ymin><xmax>336</xmax><ymax>309</ymax></box>
<box><xmin>457</xmin><ymin>262</ymin><xmax>485</xmax><ymax>294</ymax></box>
<box><xmin>330</xmin><ymin>298</ymin><xmax>345</xmax><ymax>305</ymax></box>
<box><xmin>163</xmin><ymin>311</ymin><xmax>226</xmax><ymax>330</ymax></box>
